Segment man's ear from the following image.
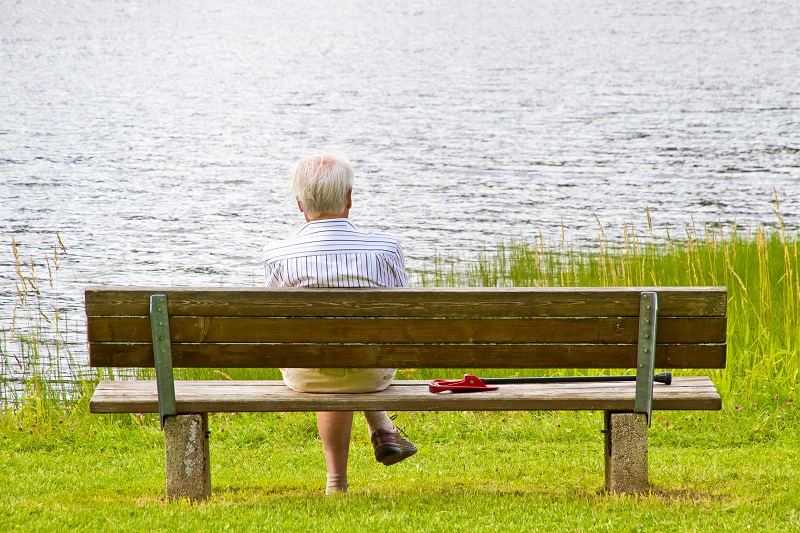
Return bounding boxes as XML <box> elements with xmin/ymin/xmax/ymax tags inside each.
<box><xmin>346</xmin><ymin>188</ymin><xmax>353</xmax><ymax>209</ymax></box>
<box><xmin>296</xmin><ymin>198</ymin><xmax>304</xmax><ymax>213</ymax></box>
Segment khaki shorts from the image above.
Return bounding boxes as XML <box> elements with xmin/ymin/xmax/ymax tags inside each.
<box><xmin>280</xmin><ymin>367</ymin><xmax>396</xmax><ymax>393</ymax></box>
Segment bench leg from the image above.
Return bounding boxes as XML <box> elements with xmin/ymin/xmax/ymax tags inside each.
<box><xmin>603</xmin><ymin>411</ymin><xmax>648</xmax><ymax>494</ymax></box>
<box><xmin>164</xmin><ymin>413</ymin><xmax>211</xmax><ymax>501</ymax></box>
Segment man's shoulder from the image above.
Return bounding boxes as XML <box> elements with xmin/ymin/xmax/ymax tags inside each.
<box><xmin>350</xmin><ymin>228</ymin><xmax>403</xmax><ymax>246</ymax></box>
<box><xmin>343</xmin><ymin>220</ymin><xmax>402</xmax><ymax>244</ymax></box>
<box><xmin>263</xmin><ymin>220</ymin><xmax>404</xmax><ymax>263</ymax></box>
<box><xmin>326</xmin><ymin>224</ymin><xmax>404</xmax><ymax>252</ymax></box>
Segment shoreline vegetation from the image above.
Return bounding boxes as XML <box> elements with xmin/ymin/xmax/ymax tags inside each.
<box><xmin>8</xmin><ymin>211</ymin><xmax>797</xmax><ymax>412</ymax></box>
<box><xmin>419</xmin><ymin>213</ymin><xmax>798</xmax><ymax>402</ymax></box>
<box><xmin>2</xmin><ymin>217</ymin><xmax>799</xmax><ymax>531</ymax></box>
<box><xmin>2</xmin><ymin>215</ymin><xmax>799</xmax><ymax>413</ymax></box>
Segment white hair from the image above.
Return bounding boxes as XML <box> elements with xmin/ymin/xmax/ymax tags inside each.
<box><xmin>291</xmin><ymin>153</ymin><xmax>354</xmax><ymax>219</ymax></box>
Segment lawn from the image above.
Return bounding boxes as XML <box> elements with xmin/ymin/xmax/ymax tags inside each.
<box><xmin>2</xmin><ymin>403</ymin><xmax>798</xmax><ymax>532</ymax></box>
<box><xmin>2</xmin><ymin>221</ymin><xmax>799</xmax><ymax>531</ymax></box>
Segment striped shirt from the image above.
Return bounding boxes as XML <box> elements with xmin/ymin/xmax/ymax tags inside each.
<box><xmin>262</xmin><ymin>219</ymin><xmax>409</xmax><ymax>288</ymax></box>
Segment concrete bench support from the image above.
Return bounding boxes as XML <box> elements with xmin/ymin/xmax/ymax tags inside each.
<box><xmin>604</xmin><ymin>411</ymin><xmax>648</xmax><ymax>494</ymax></box>
<box><xmin>164</xmin><ymin>413</ymin><xmax>211</xmax><ymax>501</ymax></box>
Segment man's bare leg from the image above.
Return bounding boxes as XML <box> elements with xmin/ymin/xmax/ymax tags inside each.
<box><xmin>317</xmin><ymin>411</ymin><xmax>353</xmax><ymax>494</ymax></box>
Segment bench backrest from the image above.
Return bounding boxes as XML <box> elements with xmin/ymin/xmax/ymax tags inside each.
<box><xmin>85</xmin><ymin>286</ymin><xmax>727</xmax><ymax>370</ymax></box>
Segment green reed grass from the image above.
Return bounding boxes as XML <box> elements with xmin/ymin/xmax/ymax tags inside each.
<box><xmin>188</xmin><ymin>216</ymin><xmax>798</xmax><ymax>402</ymax></box>
<box><xmin>1</xmin><ymin>235</ymin><xmax>91</xmax><ymax>425</ymax></box>
<box><xmin>3</xmin><ymin>213</ymin><xmax>798</xmax><ymax>416</ymax></box>
<box><xmin>418</xmin><ymin>212</ymin><xmax>799</xmax><ymax>401</ymax></box>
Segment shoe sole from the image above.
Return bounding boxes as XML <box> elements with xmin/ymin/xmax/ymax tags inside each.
<box><xmin>375</xmin><ymin>445</ymin><xmax>418</xmax><ymax>466</ymax></box>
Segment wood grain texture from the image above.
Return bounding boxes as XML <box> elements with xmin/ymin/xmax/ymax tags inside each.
<box><xmin>86</xmin><ymin>286</ymin><xmax>727</xmax><ymax>371</ymax></box>
<box><xmin>88</xmin><ymin>342</ymin><xmax>726</xmax><ymax>369</ymax></box>
<box><xmin>87</xmin><ymin>316</ymin><xmax>726</xmax><ymax>344</ymax></box>
<box><xmin>85</xmin><ymin>286</ymin><xmax>727</xmax><ymax>318</ymax></box>
<box><xmin>89</xmin><ymin>376</ymin><xmax>722</xmax><ymax>413</ymax></box>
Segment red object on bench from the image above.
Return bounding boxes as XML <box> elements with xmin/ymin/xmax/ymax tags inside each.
<box><xmin>429</xmin><ymin>374</ymin><xmax>499</xmax><ymax>393</ymax></box>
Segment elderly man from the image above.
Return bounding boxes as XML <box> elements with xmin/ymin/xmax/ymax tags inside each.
<box><xmin>262</xmin><ymin>153</ymin><xmax>417</xmax><ymax>495</ymax></box>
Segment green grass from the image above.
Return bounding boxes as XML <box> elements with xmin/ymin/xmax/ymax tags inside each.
<box><xmin>2</xmin><ymin>405</ymin><xmax>799</xmax><ymax>532</ymax></box>
<box><xmin>3</xmin><ymin>219</ymin><xmax>800</xmax><ymax>531</ymax></box>
<box><xmin>419</xmin><ymin>219</ymin><xmax>800</xmax><ymax>401</ymax></box>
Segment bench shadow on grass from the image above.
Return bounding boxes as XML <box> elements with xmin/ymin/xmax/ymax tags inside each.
<box><xmin>646</xmin><ymin>488</ymin><xmax>727</xmax><ymax>505</ymax></box>
<box><xmin>129</xmin><ymin>485</ymin><xmax>728</xmax><ymax>508</ymax></box>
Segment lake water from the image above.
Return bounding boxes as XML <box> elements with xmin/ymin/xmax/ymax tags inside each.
<box><xmin>1</xmin><ymin>0</ymin><xmax>798</xmax><ymax>391</ymax></box>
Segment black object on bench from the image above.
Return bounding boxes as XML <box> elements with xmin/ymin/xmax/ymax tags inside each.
<box><xmin>86</xmin><ymin>286</ymin><xmax>726</xmax><ymax>500</ymax></box>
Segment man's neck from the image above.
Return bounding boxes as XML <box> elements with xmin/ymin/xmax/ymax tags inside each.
<box><xmin>305</xmin><ymin>212</ymin><xmax>349</xmax><ymax>222</ymax></box>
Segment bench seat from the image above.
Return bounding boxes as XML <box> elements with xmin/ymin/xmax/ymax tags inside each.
<box><xmin>90</xmin><ymin>376</ymin><xmax>721</xmax><ymax>414</ymax></box>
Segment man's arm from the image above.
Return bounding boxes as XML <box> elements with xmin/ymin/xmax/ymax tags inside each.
<box><xmin>264</xmin><ymin>260</ymin><xmax>288</xmax><ymax>287</ymax></box>
<box><xmin>387</xmin><ymin>246</ymin><xmax>410</xmax><ymax>288</ymax></box>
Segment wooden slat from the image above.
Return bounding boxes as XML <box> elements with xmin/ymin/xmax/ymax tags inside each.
<box><xmin>89</xmin><ymin>376</ymin><xmax>722</xmax><ymax>414</ymax></box>
<box><xmin>88</xmin><ymin>342</ymin><xmax>726</xmax><ymax>369</ymax></box>
<box><xmin>85</xmin><ymin>287</ymin><xmax>727</xmax><ymax>318</ymax></box>
<box><xmin>87</xmin><ymin>316</ymin><xmax>727</xmax><ymax>344</ymax></box>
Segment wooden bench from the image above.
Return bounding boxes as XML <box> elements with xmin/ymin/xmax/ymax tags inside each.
<box><xmin>86</xmin><ymin>286</ymin><xmax>726</xmax><ymax>500</ymax></box>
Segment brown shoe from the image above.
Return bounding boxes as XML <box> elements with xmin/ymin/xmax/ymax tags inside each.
<box><xmin>371</xmin><ymin>427</ymin><xmax>418</xmax><ymax>466</ymax></box>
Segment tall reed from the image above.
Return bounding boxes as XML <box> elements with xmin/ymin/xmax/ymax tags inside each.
<box><xmin>3</xmin><ymin>215</ymin><xmax>797</xmax><ymax>412</ymax></box>
<box><xmin>419</xmin><ymin>216</ymin><xmax>799</xmax><ymax>400</ymax></box>
<box><xmin>1</xmin><ymin>236</ymin><xmax>90</xmax><ymax>424</ymax></box>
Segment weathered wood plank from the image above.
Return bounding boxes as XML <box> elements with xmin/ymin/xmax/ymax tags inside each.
<box><xmin>87</xmin><ymin>316</ymin><xmax>727</xmax><ymax>344</ymax></box>
<box><xmin>88</xmin><ymin>342</ymin><xmax>726</xmax><ymax>369</ymax></box>
<box><xmin>88</xmin><ymin>376</ymin><xmax>722</xmax><ymax>413</ymax></box>
<box><xmin>85</xmin><ymin>287</ymin><xmax>727</xmax><ymax>318</ymax></box>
